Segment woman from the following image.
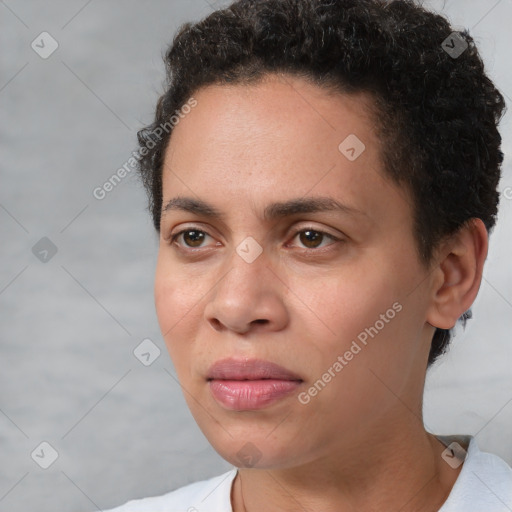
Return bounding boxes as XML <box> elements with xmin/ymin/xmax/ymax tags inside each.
<box><xmin>103</xmin><ymin>0</ymin><xmax>512</xmax><ymax>510</ymax></box>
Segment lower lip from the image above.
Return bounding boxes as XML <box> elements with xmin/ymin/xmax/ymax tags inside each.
<box><xmin>209</xmin><ymin>379</ymin><xmax>302</xmax><ymax>410</ymax></box>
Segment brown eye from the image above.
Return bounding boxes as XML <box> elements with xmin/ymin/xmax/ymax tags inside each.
<box><xmin>298</xmin><ymin>230</ymin><xmax>324</xmax><ymax>248</ymax></box>
<box><xmin>182</xmin><ymin>230</ymin><xmax>206</xmax><ymax>247</ymax></box>
<box><xmin>291</xmin><ymin>228</ymin><xmax>339</xmax><ymax>250</ymax></box>
<box><xmin>171</xmin><ymin>229</ymin><xmax>209</xmax><ymax>248</ymax></box>
<box><xmin>169</xmin><ymin>226</ymin><xmax>340</xmax><ymax>253</ymax></box>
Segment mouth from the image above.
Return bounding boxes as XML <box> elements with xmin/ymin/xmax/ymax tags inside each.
<box><xmin>207</xmin><ymin>358</ymin><xmax>303</xmax><ymax>411</ymax></box>
<box><xmin>207</xmin><ymin>358</ymin><xmax>303</xmax><ymax>381</ymax></box>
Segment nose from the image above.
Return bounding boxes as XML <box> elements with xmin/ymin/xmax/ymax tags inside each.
<box><xmin>203</xmin><ymin>247</ymin><xmax>289</xmax><ymax>335</ymax></box>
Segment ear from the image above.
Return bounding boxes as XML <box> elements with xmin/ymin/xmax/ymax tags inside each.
<box><xmin>426</xmin><ymin>218</ymin><xmax>488</xmax><ymax>330</ymax></box>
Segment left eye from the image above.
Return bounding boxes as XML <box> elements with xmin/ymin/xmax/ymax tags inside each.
<box><xmin>289</xmin><ymin>228</ymin><xmax>339</xmax><ymax>249</ymax></box>
<box><xmin>168</xmin><ymin>227</ymin><xmax>339</xmax><ymax>250</ymax></box>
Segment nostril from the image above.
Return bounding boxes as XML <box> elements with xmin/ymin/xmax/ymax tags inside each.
<box><xmin>210</xmin><ymin>318</ymin><xmax>222</xmax><ymax>330</ymax></box>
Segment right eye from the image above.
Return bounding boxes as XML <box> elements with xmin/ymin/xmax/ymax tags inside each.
<box><xmin>169</xmin><ymin>227</ymin><xmax>216</xmax><ymax>249</ymax></box>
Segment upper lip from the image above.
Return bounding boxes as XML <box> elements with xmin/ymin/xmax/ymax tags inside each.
<box><xmin>207</xmin><ymin>358</ymin><xmax>303</xmax><ymax>381</ymax></box>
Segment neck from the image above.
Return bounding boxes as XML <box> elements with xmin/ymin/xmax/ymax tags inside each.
<box><xmin>232</xmin><ymin>425</ymin><xmax>463</xmax><ymax>512</ymax></box>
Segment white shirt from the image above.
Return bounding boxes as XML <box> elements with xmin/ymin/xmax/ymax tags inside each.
<box><xmin>102</xmin><ymin>435</ymin><xmax>512</xmax><ymax>511</ymax></box>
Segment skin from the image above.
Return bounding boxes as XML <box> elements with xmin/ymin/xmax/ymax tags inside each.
<box><xmin>154</xmin><ymin>73</ymin><xmax>488</xmax><ymax>511</ymax></box>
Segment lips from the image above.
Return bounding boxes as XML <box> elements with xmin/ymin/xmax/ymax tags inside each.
<box><xmin>207</xmin><ymin>358</ymin><xmax>302</xmax><ymax>381</ymax></box>
<box><xmin>207</xmin><ymin>358</ymin><xmax>303</xmax><ymax>410</ymax></box>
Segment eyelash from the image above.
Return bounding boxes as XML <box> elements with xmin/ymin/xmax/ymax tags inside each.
<box><xmin>168</xmin><ymin>226</ymin><xmax>342</xmax><ymax>253</ymax></box>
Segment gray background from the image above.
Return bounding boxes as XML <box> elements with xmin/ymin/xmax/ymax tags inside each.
<box><xmin>1</xmin><ymin>1</ymin><xmax>511</xmax><ymax>511</ymax></box>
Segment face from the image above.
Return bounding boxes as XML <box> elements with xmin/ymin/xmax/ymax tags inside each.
<box><xmin>154</xmin><ymin>73</ymin><xmax>436</xmax><ymax>470</ymax></box>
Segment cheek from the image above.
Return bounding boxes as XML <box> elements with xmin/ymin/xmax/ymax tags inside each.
<box><xmin>154</xmin><ymin>271</ymin><xmax>179</xmax><ymax>337</ymax></box>
<box><xmin>293</xmin><ymin>273</ymin><xmax>412</xmax><ymax>431</ymax></box>
<box><xmin>296</xmin><ymin>262</ymin><xmax>417</xmax><ymax>401</ymax></box>
<box><xmin>317</xmin><ymin>263</ymin><xmax>426</xmax><ymax>396</ymax></box>
<box><xmin>154</xmin><ymin>249</ymin><xmax>207</xmax><ymax>322</ymax></box>
<box><xmin>154</xmin><ymin>259</ymin><xmax>201</xmax><ymax>351</ymax></box>
<box><xmin>293</xmin><ymin>266</ymin><xmax>400</xmax><ymax>349</ymax></box>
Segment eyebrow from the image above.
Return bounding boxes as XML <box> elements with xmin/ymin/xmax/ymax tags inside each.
<box><xmin>161</xmin><ymin>195</ymin><xmax>365</xmax><ymax>222</ymax></box>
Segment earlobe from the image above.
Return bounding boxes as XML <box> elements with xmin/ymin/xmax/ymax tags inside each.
<box><xmin>426</xmin><ymin>218</ymin><xmax>488</xmax><ymax>330</ymax></box>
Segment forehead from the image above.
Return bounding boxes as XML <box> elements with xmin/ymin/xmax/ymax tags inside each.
<box><xmin>161</xmin><ymin>74</ymin><xmax>410</xmax><ymax>227</ymax></box>
<box><xmin>165</xmin><ymin>73</ymin><xmax>376</xmax><ymax>166</ymax></box>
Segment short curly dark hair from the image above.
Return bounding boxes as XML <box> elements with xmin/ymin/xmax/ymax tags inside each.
<box><xmin>136</xmin><ymin>0</ymin><xmax>505</xmax><ymax>367</ymax></box>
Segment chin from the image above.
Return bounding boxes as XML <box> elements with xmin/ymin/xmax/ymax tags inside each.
<box><xmin>199</xmin><ymin>425</ymin><xmax>310</xmax><ymax>470</ymax></box>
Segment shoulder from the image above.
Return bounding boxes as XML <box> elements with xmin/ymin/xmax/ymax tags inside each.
<box><xmin>101</xmin><ymin>469</ymin><xmax>237</xmax><ymax>512</ymax></box>
<box><xmin>438</xmin><ymin>434</ymin><xmax>512</xmax><ymax>512</ymax></box>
